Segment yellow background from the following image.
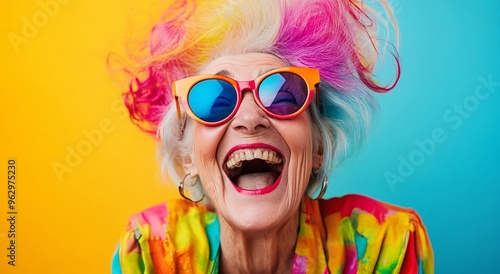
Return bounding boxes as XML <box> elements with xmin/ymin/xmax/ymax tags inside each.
<box><xmin>0</xmin><ymin>1</ymin><xmax>177</xmax><ymax>273</ymax></box>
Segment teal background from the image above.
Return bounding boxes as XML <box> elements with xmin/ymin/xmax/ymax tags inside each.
<box><xmin>327</xmin><ymin>1</ymin><xmax>500</xmax><ymax>273</ymax></box>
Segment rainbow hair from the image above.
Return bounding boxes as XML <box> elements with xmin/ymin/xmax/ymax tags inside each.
<box><xmin>122</xmin><ymin>0</ymin><xmax>400</xmax><ymax>186</ymax></box>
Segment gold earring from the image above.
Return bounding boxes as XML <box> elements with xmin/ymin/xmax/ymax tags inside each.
<box><xmin>178</xmin><ymin>174</ymin><xmax>205</xmax><ymax>203</ymax></box>
<box><xmin>307</xmin><ymin>170</ymin><xmax>328</xmax><ymax>200</ymax></box>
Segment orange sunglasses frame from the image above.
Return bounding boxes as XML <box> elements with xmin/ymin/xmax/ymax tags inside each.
<box><xmin>173</xmin><ymin>67</ymin><xmax>320</xmax><ymax>126</ymax></box>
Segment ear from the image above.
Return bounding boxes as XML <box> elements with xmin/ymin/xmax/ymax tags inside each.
<box><xmin>182</xmin><ymin>153</ymin><xmax>198</xmax><ymax>177</ymax></box>
<box><xmin>312</xmin><ymin>153</ymin><xmax>323</xmax><ymax>170</ymax></box>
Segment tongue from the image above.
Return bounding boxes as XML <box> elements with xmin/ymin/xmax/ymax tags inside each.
<box><xmin>235</xmin><ymin>172</ymin><xmax>276</xmax><ymax>190</ymax></box>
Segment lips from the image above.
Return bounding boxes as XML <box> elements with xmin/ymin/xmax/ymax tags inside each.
<box><xmin>223</xmin><ymin>144</ymin><xmax>284</xmax><ymax>194</ymax></box>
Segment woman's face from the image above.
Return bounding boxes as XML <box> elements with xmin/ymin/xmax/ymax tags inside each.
<box><xmin>184</xmin><ymin>52</ymin><xmax>322</xmax><ymax>232</ymax></box>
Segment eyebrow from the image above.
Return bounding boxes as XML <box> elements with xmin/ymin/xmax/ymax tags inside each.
<box><xmin>214</xmin><ymin>67</ymin><xmax>278</xmax><ymax>79</ymax></box>
<box><xmin>258</xmin><ymin>67</ymin><xmax>275</xmax><ymax>76</ymax></box>
<box><xmin>215</xmin><ymin>70</ymin><xmax>232</xmax><ymax>77</ymax></box>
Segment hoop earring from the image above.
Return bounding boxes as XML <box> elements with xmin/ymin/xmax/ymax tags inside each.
<box><xmin>307</xmin><ymin>170</ymin><xmax>328</xmax><ymax>201</ymax></box>
<box><xmin>179</xmin><ymin>174</ymin><xmax>205</xmax><ymax>203</ymax></box>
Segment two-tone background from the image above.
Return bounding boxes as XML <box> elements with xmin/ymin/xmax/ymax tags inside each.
<box><xmin>1</xmin><ymin>0</ymin><xmax>499</xmax><ymax>273</ymax></box>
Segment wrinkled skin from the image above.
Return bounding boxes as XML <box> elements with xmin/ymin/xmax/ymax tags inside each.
<box><xmin>182</xmin><ymin>52</ymin><xmax>323</xmax><ymax>273</ymax></box>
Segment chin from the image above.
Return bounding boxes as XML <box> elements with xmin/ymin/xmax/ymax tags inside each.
<box><xmin>217</xmin><ymin>175</ymin><xmax>300</xmax><ymax>233</ymax></box>
<box><xmin>224</xmin><ymin>204</ymin><xmax>292</xmax><ymax>233</ymax></box>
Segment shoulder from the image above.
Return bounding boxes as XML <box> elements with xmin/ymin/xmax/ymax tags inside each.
<box><xmin>112</xmin><ymin>200</ymin><xmax>216</xmax><ymax>274</ymax></box>
<box><xmin>125</xmin><ymin>199</ymin><xmax>210</xmax><ymax>233</ymax></box>
<box><xmin>319</xmin><ymin>194</ymin><xmax>420</xmax><ymax>222</ymax></box>
<box><xmin>127</xmin><ymin>202</ymin><xmax>169</xmax><ymax>235</ymax></box>
<box><xmin>318</xmin><ymin>194</ymin><xmax>434</xmax><ymax>273</ymax></box>
<box><xmin>123</xmin><ymin>199</ymin><xmax>212</xmax><ymax>238</ymax></box>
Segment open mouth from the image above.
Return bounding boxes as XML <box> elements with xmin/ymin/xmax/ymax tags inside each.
<box><xmin>224</xmin><ymin>147</ymin><xmax>284</xmax><ymax>192</ymax></box>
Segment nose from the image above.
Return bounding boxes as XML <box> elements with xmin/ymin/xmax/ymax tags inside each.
<box><xmin>230</xmin><ymin>91</ymin><xmax>270</xmax><ymax>134</ymax></box>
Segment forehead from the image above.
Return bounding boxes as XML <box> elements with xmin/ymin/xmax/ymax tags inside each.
<box><xmin>199</xmin><ymin>53</ymin><xmax>288</xmax><ymax>80</ymax></box>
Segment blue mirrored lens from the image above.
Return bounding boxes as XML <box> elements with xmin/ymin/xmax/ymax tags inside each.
<box><xmin>188</xmin><ymin>79</ymin><xmax>237</xmax><ymax>122</ymax></box>
<box><xmin>258</xmin><ymin>72</ymin><xmax>308</xmax><ymax>115</ymax></box>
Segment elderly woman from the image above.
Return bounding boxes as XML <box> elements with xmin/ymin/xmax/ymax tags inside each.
<box><xmin>112</xmin><ymin>0</ymin><xmax>433</xmax><ymax>273</ymax></box>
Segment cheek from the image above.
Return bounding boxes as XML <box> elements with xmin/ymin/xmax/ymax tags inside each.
<box><xmin>192</xmin><ymin>124</ymin><xmax>224</xmax><ymax>159</ymax></box>
<box><xmin>192</xmin><ymin>124</ymin><xmax>227</xmax><ymax>194</ymax></box>
<box><xmin>288</xmin><ymin>141</ymin><xmax>313</xmax><ymax>197</ymax></box>
<box><xmin>277</xmin><ymin>117</ymin><xmax>315</xmax><ymax>199</ymax></box>
<box><xmin>283</xmin><ymin>114</ymin><xmax>314</xmax><ymax>161</ymax></box>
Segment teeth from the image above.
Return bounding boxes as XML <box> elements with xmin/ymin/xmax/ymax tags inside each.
<box><xmin>245</xmin><ymin>150</ymin><xmax>254</xmax><ymax>160</ymax></box>
<box><xmin>266</xmin><ymin>152</ymin><xmax>283</xmax><ymax>164</ymax></box>
<box><xmin>226</xmin><ymin>148</ymin><xmax>283</xmax><ymax>169</ymax></box>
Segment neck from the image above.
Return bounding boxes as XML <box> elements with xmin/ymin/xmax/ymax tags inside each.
<box><xmin>218</xmin><ymin>211</ymin><xmax>299</xmax><ymax>274</ymax></box>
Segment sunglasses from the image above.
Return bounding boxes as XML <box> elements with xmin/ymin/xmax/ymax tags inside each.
<box><xmin>173</xmin><ymin>67</ymin><xmax>320</xmax><ymax>126</ymax></box>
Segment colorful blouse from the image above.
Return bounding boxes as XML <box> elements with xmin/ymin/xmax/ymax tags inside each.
<box><xmin>111</xmin><ymin>194</ymin><xmax>434</xmax><ymax>273</ymax></box>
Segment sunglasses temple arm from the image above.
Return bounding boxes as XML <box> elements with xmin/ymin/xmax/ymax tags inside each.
<box><xmin>174</xmin><ymin>97</ymin><xmax>182</xmax><ymax>119</ymax></box>
<box><xmin>314</xmin><ymin>84</ymin><xmax>321</xmax><ymax>110</ymax></box>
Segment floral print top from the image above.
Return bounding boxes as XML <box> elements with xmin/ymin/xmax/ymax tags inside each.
<box><xmin>112</xmin><ymin>194</ymin><xmax>433</xmax><ymax>273</ymax></box>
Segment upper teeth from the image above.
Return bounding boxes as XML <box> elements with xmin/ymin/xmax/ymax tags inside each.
<box><xmin>226</xmin><ymin>148</ymin><xmax>283</xmax><ymax>169</ymax></box>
